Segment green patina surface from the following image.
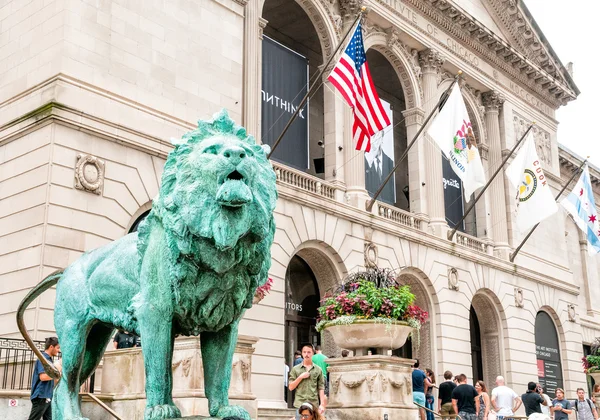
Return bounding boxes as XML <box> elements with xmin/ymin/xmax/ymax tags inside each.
<box><xmin>18</xmin><ymin>110</ymin><xmax>277</xmax><ymax>420</ymax></box>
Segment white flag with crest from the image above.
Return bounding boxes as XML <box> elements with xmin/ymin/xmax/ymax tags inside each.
<box><xmin>505</xmin><ymin>132</ymin><xmax>557</xmax><ymax>232</ymax></box>
<box><xmin>427</xmin><ymin>84</ymin><xmax>486</xmax><ymax>201</ymax></box>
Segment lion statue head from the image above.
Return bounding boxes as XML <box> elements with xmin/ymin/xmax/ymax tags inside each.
<box><xmin>136</xmin><ymin>110</ymin><xmax>277</xmax><ymax>332</ymax></box>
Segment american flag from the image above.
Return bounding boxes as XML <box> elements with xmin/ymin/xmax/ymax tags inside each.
<box><xmin>327</xmin><ymin>23</ymin><xmax>391</xmax><ymax>152</ymax></box>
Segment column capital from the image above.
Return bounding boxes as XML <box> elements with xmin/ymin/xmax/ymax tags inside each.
<box><xmin>402</xmin><ymin>107</ymin><xmax>425</xmax><ymax>126</ymax></box>
<box><xmin>339</xmin><ymin>0</ymin><xmax>365</xmax><ymax>22</ymax></box>
<box><xmin>482</xmin><ymin>91</ymin><xmax>505</xmax><ymax>112</ymax></box>
<box><xmin>258</xmin><ymin>17</ymin><xmax>268</xmax><ymax>39</ymax></box>
<box><xmin>418</xmin><ymin>49</ymin><xmax>444</xmax><ymax>74</ymax></box>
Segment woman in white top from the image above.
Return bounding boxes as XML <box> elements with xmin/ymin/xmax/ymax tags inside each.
<box><xmin>538</xmin><ymin>384</ymin><xmax>552</xmax><ymax>417</ymax></box>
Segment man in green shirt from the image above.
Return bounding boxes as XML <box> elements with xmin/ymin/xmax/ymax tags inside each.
<box><xmin>312</xmin><ymin>345</ymin><xmax>329</xmax><ymax>396</ymax></box>
<box><xmin>288</xmin><ymin>343</ymin><xmax>326</xmax><ymax>414</ymax></box>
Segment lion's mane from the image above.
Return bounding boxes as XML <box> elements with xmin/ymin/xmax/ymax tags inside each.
<box><xmin>136</xmin><ymin>110</ymin><xmax>277</xmax><ymax>333</ymax></box>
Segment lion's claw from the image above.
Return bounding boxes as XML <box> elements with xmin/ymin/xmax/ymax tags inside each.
<box><xmin>144</xmin><ymin>404</ymin><xmax>182</xmax><ymax>420</ymax></box>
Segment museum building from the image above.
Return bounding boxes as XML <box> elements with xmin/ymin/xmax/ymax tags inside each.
<box><xmin>1</xmin><ymin>0</ymin><xmax>599</xmax><ymax>417</ymax></box>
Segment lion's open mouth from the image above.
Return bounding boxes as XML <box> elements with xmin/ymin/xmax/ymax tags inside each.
<box><xmin>226</xmin><ymin>170</ymin><xmax>244</xmax><ymax>182</ymax></box>
<box><xmin>217</xmin><ymin>169</ymin><xmax>252</xmax><ymax>207</ymax></box>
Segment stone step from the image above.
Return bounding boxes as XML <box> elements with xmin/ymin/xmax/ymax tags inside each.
<box><xmin>257</xmin><ymin>407</ymin><xmax>297</xmax><ymax>420</ymax></box>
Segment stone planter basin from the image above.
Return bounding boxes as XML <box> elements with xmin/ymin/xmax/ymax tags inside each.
<box><xmin>323</xmin><ymin>320</ymin><xmax>413</xmax><ymax>356</ymax></box>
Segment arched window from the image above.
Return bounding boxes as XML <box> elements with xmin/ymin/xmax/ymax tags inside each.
<box><xmin>535</xmin><ymin>311</ymin><xmax>563</xmax><ymax>397</ymax></box>
<box><xmin>129</xmin><ymin>210</ymin><xmax>150</xmax><ymax>233</ymax></box>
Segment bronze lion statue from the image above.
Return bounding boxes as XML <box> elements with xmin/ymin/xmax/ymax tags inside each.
<box><xmin>17</xmin><ymin>110</ymin><xmax>277</xmax><ymax>420</ymax></box>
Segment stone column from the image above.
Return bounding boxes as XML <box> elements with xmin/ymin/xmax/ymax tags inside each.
<box><xmin>418</xmin><ymin>49</ymin><xmax>446</xmax><ymax>235</ymax></box>
<box><xmin>340</xmin><ymin>10</ymin><xmax>369</xmax><ymax>209</ymax></box>
<box><xmin>403</xmin><ymin>107</ymin><xmax>427</xmax><ymax>215</ymax></box>
<box><xmin>482</xmin><ymin>91</ymin><xmax>510</xmax><ymax>256</ymax></box>
<box><xmin>323</xmin><ymin>79</ymin><xmax>346</xmax><ymax>192</ymax></box>
<box><xmin>243</xmin><ymin>0</ymin><xmax>260</xmax><ymax>138</ymax></box>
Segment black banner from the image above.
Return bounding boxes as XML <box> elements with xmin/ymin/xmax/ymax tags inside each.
<box><xmin>261</xmin><ymin>36</ymin><xmax>309</xmax><ymax>170</ymax></box>
<box><xmin>443</xmin><ymin>154</ymin><xmax>464</xmax><ymax>231</ymax></box>
<box><xmin>535</xmin><ymin>312</ymin><xmax>564</xmax><ymax>397</ymax></box>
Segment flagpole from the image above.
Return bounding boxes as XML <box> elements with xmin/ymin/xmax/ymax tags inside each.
<box><xmin>267</xmin><ymin>9</ymin><xmax>366</xmax><ymax>160</ymax></box>
<box><xmin>509</xmin><ymin>157</ymin><xmax>589</xmax><ymax>262</ymax></box>
<box><xmin>365</xmin><ymin>73</ymin><xmax>462</xmax><ymax>213</ymax></box>
<box><xmin>447</xmin><ymin>123</ymin><xmax>535</xmax><ymax>241</ymax></box>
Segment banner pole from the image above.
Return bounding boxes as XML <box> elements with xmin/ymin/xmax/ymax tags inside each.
<box><xmin>447</xmin><ymin>123</ymin><xmax>535</xmax><ymax>242</ymax></box>
<box><xmin>267</xmin><ymin>9</ymin><xmax>365</xmax><ymax>160</ymax></box>
<box><xmin>509</xmin><ymin>157</ymin><xmax>589</xmax><ymax>262</ymax></box>
<box><xmin>365</xmin><ymin>73</ymin><xmax>461</xmax><ymax>213</ymax></box>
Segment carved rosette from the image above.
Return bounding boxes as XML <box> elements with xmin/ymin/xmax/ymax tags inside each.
<box><xmin>448</xmin><ymin>267</ymin><xmax>459</xmax><ymax>291</ymax></box>
<box><xmin>74</xmin><ymin>154</ymin><xmax>105</xmax><ymax>195</ymax></box>
<box><xmin>418</xmin><ymin>49</ymin><xmax>444</xmax><ymax>76</ymax></box>
<box><xmin>482</xmin><ymin>91</ymin><xmax>505</xmax><ymax>113</ymax></box>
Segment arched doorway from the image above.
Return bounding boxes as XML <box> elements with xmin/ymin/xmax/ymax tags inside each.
<box><xmin>261</xmin><ymin>0</ymin><xmax>325</xmax><ymax>176</ymax></box>
<box><xmin>470</xmin><ymin>305</ymin><xmax>483</xmax><ymax>381</ymax></box>
<box><xmin>470</xmin><ymin>292</ymin><xmax>504</xmax><ymax>384</ymax></box>
<box><xmin>394</xmin><ymin>271</ymin><xmax>435</xmax><ymax>371</ymax></box>
<box><xmin>364</xmin><ymin>48</ymin><xmax>409</xmax><ymax>210</ymax></box>
<box><xmin>535</xmin><ymin>311</ymin><xmax>564</xmax><ymax>397</ymax></box>
<box><xmin>285</xmin><ymin>254</ymin><xmax>321</xmax><ymax>407</ymax></box>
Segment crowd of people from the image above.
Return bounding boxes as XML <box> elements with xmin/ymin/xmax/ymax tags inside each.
<box><xmin>413</xmin><ymin>360</ymin><xmax>600</xmax><ymax>420</ymax></box>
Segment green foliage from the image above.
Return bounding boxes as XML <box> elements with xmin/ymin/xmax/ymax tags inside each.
<box><xmin>587</xmin><ymin>355</ymin><xmax>600</xmax><ymax>368</ymax></box>
<box><xmin>317</xmin><ymin>272</ymin><xmax>428</xmax><ymax>334</ymax></box>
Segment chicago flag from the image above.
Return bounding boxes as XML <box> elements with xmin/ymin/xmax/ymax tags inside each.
<box><xmin>505</xmin><ymin>132</ymin><xmax>557</xmax><ymax>232</ymax></box>
<box><xmin>560</xmin><ymin>165</ymin><xmax>600</xmax><ymax>255</ymax></box>
<box><xmin>427</xmin><ymin>84</ymin><xmax>486</xmax><ymax>201</ymax></box>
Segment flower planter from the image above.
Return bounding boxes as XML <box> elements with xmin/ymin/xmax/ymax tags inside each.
<box><xmin>589</xmin><ymin>372</ymin><xmax>600</xmax><ymax>384</ymax></box>
<box><xmin>322</xmin><ymin>320</ymin><xmax>413</xmax><ymax>356</ymax></box>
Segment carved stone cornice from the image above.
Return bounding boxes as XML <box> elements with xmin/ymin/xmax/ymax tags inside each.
<box><xmin>378</xmin><ymin>0</ymin><xmax>578</xmax><ymax>107</ymax></box>
<box><xmin>418</xmin><ymin>49</ymin><xmax>444</xmax><ymax>74</ymax></box>
<box><xmin>486</xmin><ymin>0</ymin><xmax>577</xmax><ymax>95</ymax></box>
<box><xmin>482</xmin><ymin>91</ymin><xmax>505</xmax><ymax>112</ymax></box>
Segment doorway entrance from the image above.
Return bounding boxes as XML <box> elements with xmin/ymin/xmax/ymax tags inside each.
<box><xmin>284</xmin><ymin>255</ymin><xmax>321</xmax><ymax>407</ymax></box>
<box><xmin>470</xmin><ymin>305</ymin><xmax>484</xmax><ymax>382</ymax></box>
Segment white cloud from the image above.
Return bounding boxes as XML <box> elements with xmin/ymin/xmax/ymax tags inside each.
<box><xmin>524</xmin><ymin>0</ymin><xmax>600</xmax><ymax>166</ymax></box>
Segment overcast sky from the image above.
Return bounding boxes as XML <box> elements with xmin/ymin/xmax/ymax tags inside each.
<box><xmin>523</xmin><ymin>0</ymin><xmax>599</xmax><ymax>166</ymax></box>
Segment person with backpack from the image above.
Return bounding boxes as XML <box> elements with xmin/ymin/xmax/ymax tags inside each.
<box><xmin>574</xmin><ymin>388</ymin><xmax>599</xmax><ymax>420</ymax></box>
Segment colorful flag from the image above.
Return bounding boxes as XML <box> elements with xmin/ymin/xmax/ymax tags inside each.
<box><xmin>505</xmin><ymin>132</ymin><xmax>557</xmax><ymax>232</ymax></box>
<box><xmin>327</xmin><ymin>23</ymin><xmax>391</xmax><ymax>152</ymax></box>
<box><xmin>560</xmin><ymin>166</ymin><xmax>600</xmax><ymax>255</ymax></box>
<box><xmin>427</xmin><ymin>84</ymin><xmax>486</xmax><ymax>201</ymax></box>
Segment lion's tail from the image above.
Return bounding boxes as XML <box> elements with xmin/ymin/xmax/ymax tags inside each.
<box><xmin>16</xmin><ymin>270</ymin><xmax>63</xmax><ymax>379</ymax></box>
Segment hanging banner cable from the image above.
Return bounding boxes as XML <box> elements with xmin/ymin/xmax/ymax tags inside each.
<box><xmin>267</xmin><ymin>9</ymin><xmax>366</xmax><ymax>160</ymax></box>
<box><xmin>365</xmin><ymin>73</ymin><xmax>462</xmax><ymax>213</ymax></box>
<box><xmin>447</xmin><ymin>123</ymin><xmax>535</xmax><ymax>241</ymax></box>
<box><xmin>509</xmin><ymin>157</ymin><xmax>589</xmax><ymax>262</ymax></box>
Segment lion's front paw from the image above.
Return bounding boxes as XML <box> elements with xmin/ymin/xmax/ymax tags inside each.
<box><xmin>144</xmin><ymin>404</ymin><xmax>182</xmax><ymax>420</ymax></box>
<box><xmin>215</xmin><ymin>405</ymin><xmax>251</xmax><ymax>420</ymax></box>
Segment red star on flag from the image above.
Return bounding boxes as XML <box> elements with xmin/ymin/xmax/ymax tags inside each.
<box><xmin>580</xmin><ymin>188</ymin><xmax>584</xmax><ymax>196</ymax></box>
<box><xmin>589</xmin><ymin>214</ymin><xmax>597</xmax><ymax>223</ymax></box>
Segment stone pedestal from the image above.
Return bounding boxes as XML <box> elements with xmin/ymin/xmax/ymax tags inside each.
<box><xmin>326</xmin><ymin>355</ymin><xmax>418</xmax><ymax>420</ymax></box>
<box><xmin>99</xmin><ymin>335</ymin><xmax>258</xmax><ymax>420</ymax></box>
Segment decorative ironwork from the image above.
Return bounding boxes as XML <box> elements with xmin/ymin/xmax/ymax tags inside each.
<box><xmin>0</xmin><ymin>338</ymin><xmax>95</xmax><ymax>392</ymax></box>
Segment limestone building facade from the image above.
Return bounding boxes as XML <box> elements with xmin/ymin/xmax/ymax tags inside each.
<box><xmin>1</xmin><ymin>0</ymin><xmax>598</xmax><ymax>416</ymax></box>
